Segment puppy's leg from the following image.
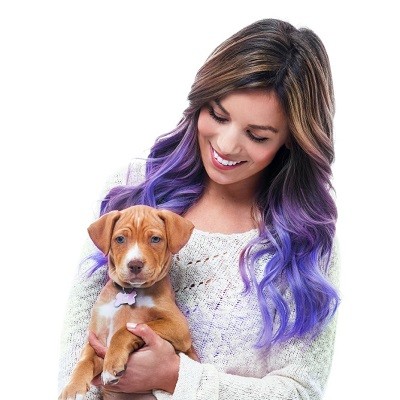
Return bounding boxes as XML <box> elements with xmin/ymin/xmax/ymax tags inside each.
<box><xmin>146</xmin><ymin>318</ymin><xmax>194</xmax><ymax>356</ymax></box>
<box><xmin>101</xmin><ymin>319</ymin><xmax>197</xmax><ymax>386</ymax></box>
<box><xmin>102</xmin><ymin>328</ymin><xmax>145</xmax><ymax>385</ymax></box>
<box><xmin>59</xmin><ymin>343</ymin><xmax>103</xmax><ymax>400</ymax></box>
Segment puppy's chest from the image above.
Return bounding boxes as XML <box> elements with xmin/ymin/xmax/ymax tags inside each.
<box><xmin>90</xmin><ymin>290</ymin><xmax>156</xmax><ymax>336</ymax></box>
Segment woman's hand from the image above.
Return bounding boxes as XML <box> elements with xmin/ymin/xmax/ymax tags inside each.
<box><xmin>89</xmin><ymin>323</ymin><xmax>180</xmax><ymax>394</ymax></box>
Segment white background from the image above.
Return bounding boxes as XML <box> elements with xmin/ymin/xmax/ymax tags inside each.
<box><xmin>1</xmin><ymin>1</ymin><xmax>399</xmax><ymax>398</ymax></box>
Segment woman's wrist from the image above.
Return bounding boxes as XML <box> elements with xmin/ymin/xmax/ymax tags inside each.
<box><xmin>160</xmin><ymin>352</ymin><xmax>181</xmax><ymax>393</ymax></box>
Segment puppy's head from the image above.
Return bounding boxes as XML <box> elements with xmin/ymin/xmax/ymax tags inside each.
<box><xmin>88</xmin><ymin>205</ymin><xmax>194</xmax><ymax>288</ymax></box>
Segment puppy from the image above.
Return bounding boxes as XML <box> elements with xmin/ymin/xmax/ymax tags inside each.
<box><xmin>59</xmin><ymin>205</ymin><xmax>196</xmax><ymax>400</ymax></box>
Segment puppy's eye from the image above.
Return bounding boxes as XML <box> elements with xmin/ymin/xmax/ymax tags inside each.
<box><xmin>115</xmin><ymin>236</ymin><xmax>125</xmax><ymax>244</ymax></box>
<box><xmin>150</xmin><ymin>236</ymin><xmax>161</xmax><ymax>244</ymax></box>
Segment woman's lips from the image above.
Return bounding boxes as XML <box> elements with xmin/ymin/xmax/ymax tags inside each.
<box><xmin>210</xmin><ymin>145</ymin><xmax>245</xmax><ymax>170</ymax></box>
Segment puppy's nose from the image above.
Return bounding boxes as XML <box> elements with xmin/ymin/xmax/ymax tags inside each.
<box><xmin>127</xmin><ymin>260</ymin><xmax>144</xmax><ymax>275</ymax></box>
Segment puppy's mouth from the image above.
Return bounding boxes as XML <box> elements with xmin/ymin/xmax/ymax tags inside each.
<box><xmin>116</xmin><ymin>269</ymin><xmax>168</xmax><ymax>289</ymax></box>
<box><xmin>114</xmin><ymin>272</ymin><xmax>150</xmax><ymax>287</ymax></box>
<box><xmin>127</xmin><ymin>280</ymin><xmax>147</xmax><ymax>288</ymax></box>
<box><xmin>108</xmin><ymin>257</ymin><xmax>150</xmax><ymax>286</ymax></box>
<box><xmin>108</xmin><ymin>255</ymin><xmax>170</xmax><ymax>288</ymax></box>
<box><xmin>112</xmin><ymin>266</ymin><xmax>157</xmax><ymax>288</ymax></box>
<box><xmin>111</xmin><ymin>275</ymin><xmax>148</xmax><ymax>288</ymax></box>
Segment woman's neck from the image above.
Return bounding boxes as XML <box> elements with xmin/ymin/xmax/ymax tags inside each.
<box><xmin>183</xmin><ymin>179</ymin><xmax>259</xmax><ymax>234</ymax></box>
<box><xmin>203</xmin><ymin>177</ymin><xmax>258</xmax><ymax>205</ymax></box>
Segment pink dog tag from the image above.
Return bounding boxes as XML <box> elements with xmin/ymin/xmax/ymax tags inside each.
<box><xmin>114</xmin><ymin>290</ymin><xmax>137</xmax><ymax>307</ymax></box>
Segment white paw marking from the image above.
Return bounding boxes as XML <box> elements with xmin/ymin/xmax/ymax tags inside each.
<box><xmin>101</xmin><ymin>370</ymin><xmax>117</xmax><ymax>385</ymax></box>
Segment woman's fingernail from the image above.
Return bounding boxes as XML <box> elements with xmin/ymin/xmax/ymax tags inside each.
<box><xmin>127</xmin><ymin>322</ymin><xmax>137</xmax><ymax>329</ymax></box>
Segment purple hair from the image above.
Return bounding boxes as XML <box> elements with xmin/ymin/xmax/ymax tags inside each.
<box><xmin>88</xmin><ymin>19</ymin><xmax>340</xmax><ymax>348</ymax></box>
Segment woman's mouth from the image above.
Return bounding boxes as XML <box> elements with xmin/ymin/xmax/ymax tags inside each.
<box><xmin>211</xmin><ymin>146</ymin><xmax>245</xmax><ymax>169</ymax></box>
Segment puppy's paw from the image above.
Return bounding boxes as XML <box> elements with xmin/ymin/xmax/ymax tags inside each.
<box><xmin>101</xmin><ymin>369</ymin><xmax>125</xmax><ymax>385</ymax></box>
<box><xmin>102</xmin><ymin>351</ymin><xmax>129</xmax><ymax>385</ymax></box>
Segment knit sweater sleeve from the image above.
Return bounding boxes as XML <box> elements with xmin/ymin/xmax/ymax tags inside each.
<box><xmin>154</xmin><ymin>246</ymin><xmax>340</xmax><ymax>400</ymax></box>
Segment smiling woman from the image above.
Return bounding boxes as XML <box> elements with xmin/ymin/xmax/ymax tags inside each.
<box><xmin>59</xmin><ymin>18</ymin><xmax>340</xmax><ymax>400</ymax></box>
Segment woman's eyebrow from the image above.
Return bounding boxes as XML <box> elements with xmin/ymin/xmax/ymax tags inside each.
<box><xmin>214</xmin><ymin>99</ymin><xmax>278</xmax><ymax>134</ymax></box>
<box><xmin>249</xmin><ymin>123</ymin><xmax>278</xmax><ymax>133</ymax></box>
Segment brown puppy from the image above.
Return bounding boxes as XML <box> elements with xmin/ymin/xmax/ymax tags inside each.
<box><xmin>59</xmin><ymin>205</ymin><xmax>196</xmax><ymax>400</ymax></box>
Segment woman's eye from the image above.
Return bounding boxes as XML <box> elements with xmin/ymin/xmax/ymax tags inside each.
<box><xmin>246</xmin><ymin>130</ymin><xmax>268</xmax><ymax>143</ymax></box>
<box><xmin>151</xmin><ymin>236</ymin><xmax>161</xmax><ymax>243</ymax></box>
<box><xmin>207</xmin><ymin>105</ymin><xmax>228</xmax><ymax>124</ymax></box>
<box><xmin>115</xmin><ymin>236</ymin><xmax>126</xmax><ymax>244</ymax></box>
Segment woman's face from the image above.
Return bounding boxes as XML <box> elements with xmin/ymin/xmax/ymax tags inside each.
<box><xmin>197</xmin><ymin>89</ymin><xmax>289</xmax><ymax>191</ymax></box>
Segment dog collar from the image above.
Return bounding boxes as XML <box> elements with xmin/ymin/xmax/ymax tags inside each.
<box><xmin>112</xmin><ymin>282</ymin><xmax>137</xmax><ymax>307</ymax></box>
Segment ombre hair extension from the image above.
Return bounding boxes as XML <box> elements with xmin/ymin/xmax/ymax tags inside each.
<box><xmin>92</xmin><ymin>19</ymin><xmax>339</xmax><ymax>347</ymax></box>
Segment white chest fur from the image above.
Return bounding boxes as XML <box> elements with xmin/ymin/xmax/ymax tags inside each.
<box><xmin>95</xmin><ymin>300</ymin><xmax>119</xmax><ymax>346</ymax></box>
<box><xmin>134</xmin><ymin>292</ymin><xmax>155</xmax><ymax>308</ymax></box>
<box><xmin>97</xmin><ymin>291</ymin><xmax>155</xmax><ymax>317</ymax></box>
<box><xmin>94</xmin><ymin>290</ymin><xmax>156</xmax><ymax>345</ymax></box>
<box><xmin>98</xmin><ymin>300</ymin><xmax>120</xmax><ymax>319</ymax></box>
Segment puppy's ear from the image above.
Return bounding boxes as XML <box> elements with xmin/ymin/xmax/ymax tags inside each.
<box><xmin>157</xmin><ymin>210</ymin><xmax>194</xmax><ymax>254</ymax></box>
<box><xmin>88</xmin><ymin>210</ymin><xmax>121</xmax><ymax>255</ymax></box>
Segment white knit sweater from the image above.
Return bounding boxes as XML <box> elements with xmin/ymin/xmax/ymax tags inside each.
<box><xmin>58</xmin><ymin>160</ymin><xmax>339</xmax><ymax>400</ymax></box>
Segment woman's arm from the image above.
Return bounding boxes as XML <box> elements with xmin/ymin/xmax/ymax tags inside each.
<box><xmin>153</xmin><ymin>315</ymin><xmax>337</xmax><ymax>400</ymax></box>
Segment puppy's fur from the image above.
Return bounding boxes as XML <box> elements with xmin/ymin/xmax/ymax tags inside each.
<box><xmin>59</xmin><ymin>205</ymin><xmax>196</xmax><ymax>400</ymax></box>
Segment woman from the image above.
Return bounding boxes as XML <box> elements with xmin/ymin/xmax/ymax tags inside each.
<box><xmin>59</xmin><ymin>18</ymin><xmax>340</xmax><ymax>399</ymax></box>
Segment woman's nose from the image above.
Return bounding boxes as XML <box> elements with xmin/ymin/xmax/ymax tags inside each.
<box><xmin>216</xmin><ymin>127</ymin><xmax>241</xmax><ymax>155</ymax></box>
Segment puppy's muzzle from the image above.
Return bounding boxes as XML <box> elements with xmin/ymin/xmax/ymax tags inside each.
<box><xmin>127</xmin><ymin>259</ymin><xmax>144</xmax><ymax>275</ymax></box>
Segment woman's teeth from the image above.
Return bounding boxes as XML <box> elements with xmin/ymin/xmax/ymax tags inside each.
<box><xmin>213</xmin><ymin>149</ymin><xmax>242</xmax><ymax>166</ymax></box>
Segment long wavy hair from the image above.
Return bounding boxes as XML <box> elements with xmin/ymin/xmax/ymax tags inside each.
<box><xmin>96</xmin><ymin>19</ymin><xmax>339</xmax><ymax>348</ymax></box>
